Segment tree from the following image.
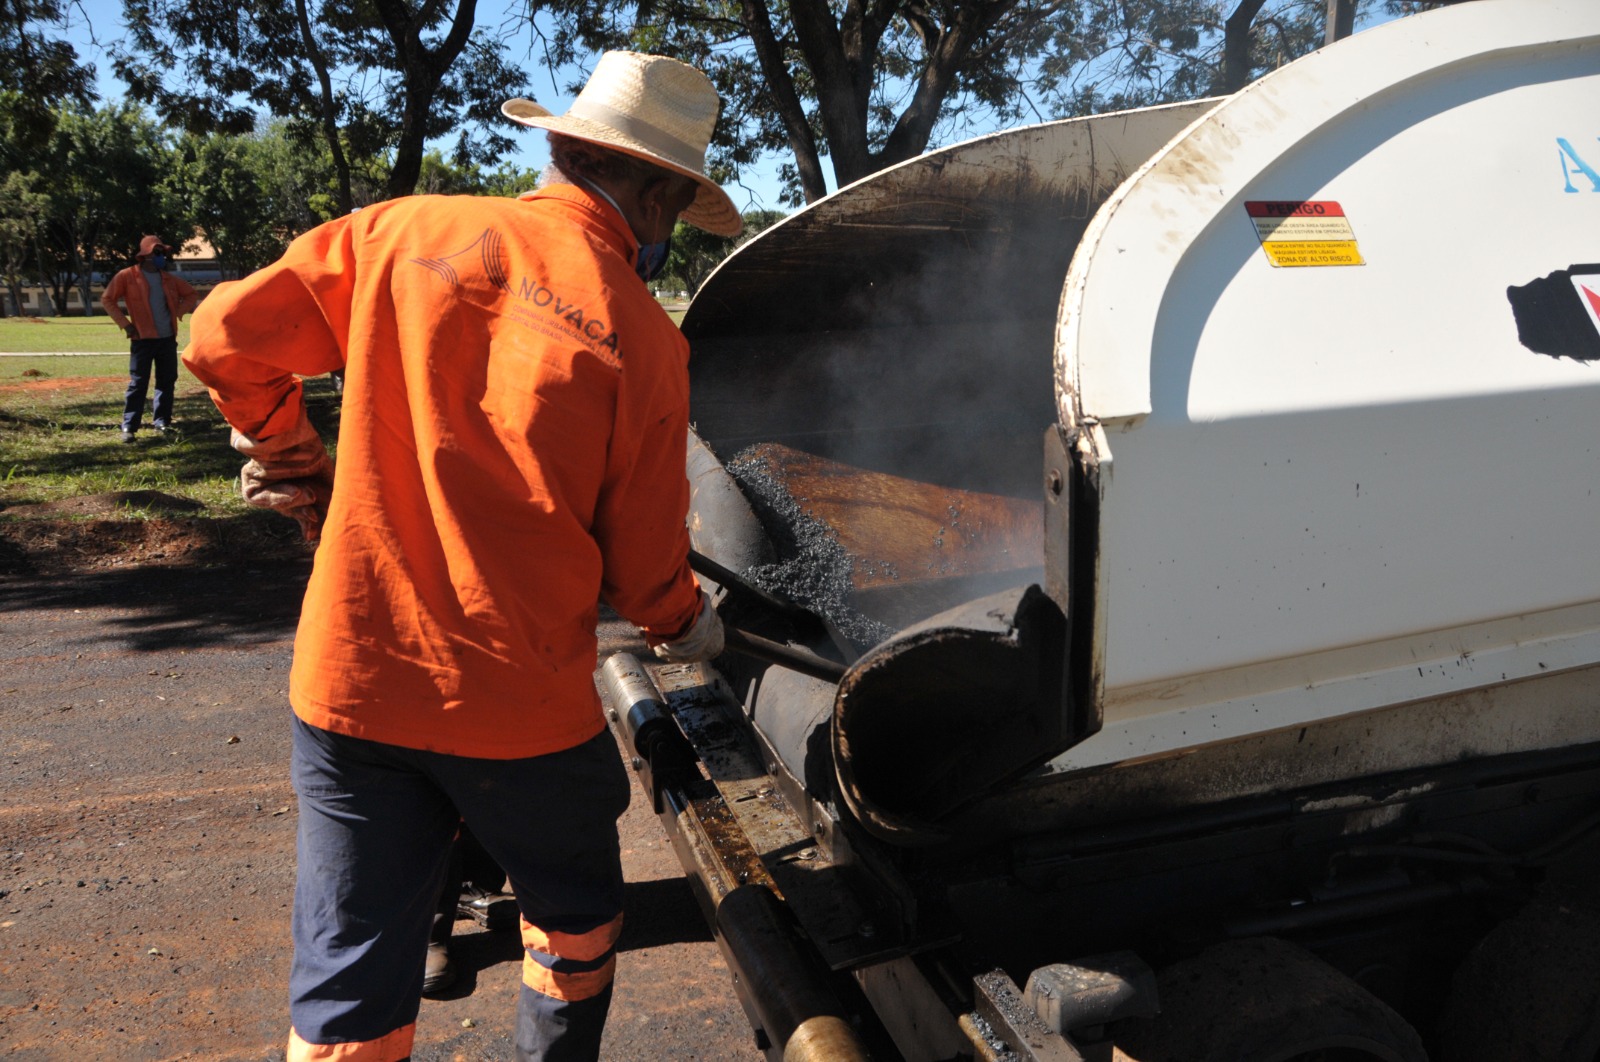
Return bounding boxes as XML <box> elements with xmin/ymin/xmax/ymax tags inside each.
<box><xmin>36</xmin><ymin>102</ymin><xmax>186</xmax><ymax>316</ymax></box>
<box><xmin>536</xmin><ymin>0</ymin><xmax>1353</xmax><ymax>206</ymax></box>
<box><xmin>476</xmin><ymin>159</ymin><xmax>542</xmax><ymax>199</ymax></box>
<box><xmin>656</xmin><ymin>207</ymin><xmax>787</xmax><ymax>297</ymax></box>
<box><xmin>0</xmin><ymin>171</ymin><xmax>50</xmax><ymax>316</ymax></box>
<box><xmin>249</xmin><ymin>120</ymin><xmax>352</xmax><ymax>233</ymax></box>
<box><xmin>538</xmin><ymin>0</ymin><xmax>1203</xmax><ymax>204</ymax></box>
<box><xmin>413</xmin><ymin>148</ymin><xmax>527</xmax><ymax>195</ymax></box>
<box><xmin>114</xmin><ymin>0</ymin><xmax>533</xmax><ymax>212</ymax></box>
<box><xmin>170</xmin><ymin>131</ymin><xmax>297</xmax><ymax>280</ymax></box>
<box><xmin>0</xmin><ymin>0</ymin><xmax>96</xmax><ymax>150</ymax></box>
<box><xmin>416</xmin><ymin>150</ymin><xmax>541</xmax><ymax>195</ymax></box>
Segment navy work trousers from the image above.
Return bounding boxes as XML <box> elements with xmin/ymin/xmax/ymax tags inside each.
<box><xmin>122</xmin><ymin>336</ymin><xmax>178</xmax><ymax>432</ymax></box>
<box><xmin>288</xmin><ymin>716</ymin><xmax>630</xmax><ymax>1061</ymax></box>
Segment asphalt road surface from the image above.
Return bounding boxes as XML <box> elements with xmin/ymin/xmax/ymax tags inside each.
<box><xmin>0</xmin><ymin>556</ymin><xmax>756</xmax><ymax>1060</ymax></box>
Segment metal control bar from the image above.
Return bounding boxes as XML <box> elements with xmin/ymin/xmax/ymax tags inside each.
<box><xmin>600</xmin><ymin>653</ymin><xmax>874</xmax><ymax>1062</ymax></box>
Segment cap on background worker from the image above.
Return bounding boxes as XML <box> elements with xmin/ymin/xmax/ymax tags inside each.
<box><xmin>183</xmin><ymin>50</ymin><xmax>732</xmax><ymax>1061</ymax></box>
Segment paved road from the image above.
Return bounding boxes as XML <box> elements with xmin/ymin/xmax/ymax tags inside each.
<box><xmin>0</xmin><ymin>558</ymin><xmax>755</xmax><ymax>1060</ymax></box>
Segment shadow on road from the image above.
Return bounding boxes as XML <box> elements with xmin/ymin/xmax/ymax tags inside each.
<box><xmin>411</xmin><ymin>877</ymin><xmax>715</xmax><ymax>1002</ymax></box>
<box><xmin>0</xmin><ymin>557</ymin><xmax>312</xmax><ymax>650</ymax></box>
<box><xmin>620</xmin><ymin>876</ymin><xmax>717</xmax><ymax>951</ymax></box>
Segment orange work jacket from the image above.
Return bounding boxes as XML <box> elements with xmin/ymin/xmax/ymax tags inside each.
<box><xmin>101</xmin><ymin>266</ymin><xmax>200</xmax><ymax>339</ymax></box>
<box><xmin>183</xmin><ymin>186</ymin><xmax>703</xmax><ymax>759</ymax></box>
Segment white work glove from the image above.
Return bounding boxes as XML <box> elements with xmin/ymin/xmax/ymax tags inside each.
<box><xmin>653</xmin><ymin>590</ymin><xmax>725</xmax><ymax>663</ymax></box>
<box><xmin>232</xmin><ymin>407</ymin><xmax>334</xmax><ymax>544</ymax></box>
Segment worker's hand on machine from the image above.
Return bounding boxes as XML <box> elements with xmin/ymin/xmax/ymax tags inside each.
<box><xmin>652</xmin><ymin>590</ymin><xmax>725</xmax><ymax>663</ymax></box>
<box><xmin>232</xmin><ymin>411</ymin><xmax>335</xmax><ymax>544</ymax></box>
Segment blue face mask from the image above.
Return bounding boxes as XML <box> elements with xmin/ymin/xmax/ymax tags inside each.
<box><xmin>149</xmin><ymin>254</ymin><xmax>167</xmax><ymax>269</ymax></box>
<box><xmin>636</xmin><ymin>237</ymin><xmax>671</xmax><ymax>282</ymax></box>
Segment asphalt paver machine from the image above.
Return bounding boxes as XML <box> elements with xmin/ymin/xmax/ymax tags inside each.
<box><xmin>602</xmin><ymin>3</ymin><xmax>1600</xmax><ymax>1058</ymax></box>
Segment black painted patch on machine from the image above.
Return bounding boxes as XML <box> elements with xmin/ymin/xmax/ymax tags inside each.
<box><xmin>1506</xmin><ymin>264</ymin><xmax>1600</xmax><ymax>363</ymax></box>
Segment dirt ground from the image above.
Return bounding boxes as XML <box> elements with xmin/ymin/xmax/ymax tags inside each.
<box><xmin>0</xmin><ymin>516</ymin><xmax>757</xmax><ymax>1061</ymax></box>
<box><xmin>0</xmin><ymin>376</ymin><xmax>126</xmax><ymax>396</ymax></box>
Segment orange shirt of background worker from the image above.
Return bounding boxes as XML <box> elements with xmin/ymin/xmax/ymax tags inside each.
<box><xmin>182</xmin><ymin>185</ymin><xmax>706</xmax><ymax>759</ymax></box>
<box><xmin>101</xmin><ymin>244</ymin><xmax>199</xmax><ymax>339</ymax></box>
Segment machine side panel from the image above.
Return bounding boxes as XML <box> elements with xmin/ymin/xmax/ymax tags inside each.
<box><xmin>1055</xmin><ymin>1</ymin><xmax>1600</xmax><ymax>768</ymax></box>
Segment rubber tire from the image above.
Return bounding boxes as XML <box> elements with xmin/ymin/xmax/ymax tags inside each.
<box><xmin>1436</xmin><ymin>884</ymin><xmax>1600</xmax><ymax>1062</ymax></box>
<box><xmin>1113</xmin><ymin>937</ymin><xmax>1428</xmax><ymax>1062</ymax></box>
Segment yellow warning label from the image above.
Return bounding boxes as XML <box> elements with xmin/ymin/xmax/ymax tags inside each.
<box><xmin>1261</xmin><ymin>240</ymin><xmax>1364</xmax><ymax>268</ymax></box>
<box><xmin>1246</xmin><ymin>201</ymin><xmax>1365</xmax><ymax>268</ymax></box>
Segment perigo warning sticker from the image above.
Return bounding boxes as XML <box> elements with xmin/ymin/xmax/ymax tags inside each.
<box><xmin>1246</xmin><ymin>201</ymin><xmax>1364</xmax><ymax>267</ymax></box>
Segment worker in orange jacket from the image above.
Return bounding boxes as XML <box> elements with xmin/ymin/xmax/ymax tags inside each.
<box><xmin>101</xmin><ymin>235</ymin><xmax>199</xmax><ymax>443</ymax></box>
<box><xmin>182</xmin><ymin>52</ymin><xmax>741</xmax><ymax>1061</ymax></box>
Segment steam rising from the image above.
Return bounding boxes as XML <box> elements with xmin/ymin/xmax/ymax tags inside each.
<box><xmin>688</xmin><ymin>171</ymin><xmax>1096</xmax><ymax>640</ymax></box>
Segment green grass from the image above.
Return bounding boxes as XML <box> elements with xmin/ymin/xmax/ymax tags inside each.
<box><xmin>0</xmin><ymin>315</ymin><xmax>193</xmax><ymax>353</ymax></box>
<box><xmin>0</xmin><ymin>304</ymin><xmax>676</xmax><ymax>525</ymax></box>
<box><xmin>0</xmin><ymin>362</ymin><xmax>341</xmax><ymax>521</ymax></box>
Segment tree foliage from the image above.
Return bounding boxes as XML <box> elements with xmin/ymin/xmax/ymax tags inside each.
<box><xmin>36</xmin><ymin>102</ymin><xmax>187</xmax><ymax>316</ymax></box>
<box><xmin>416</xmin><ymin>150</ymin><xmax>541</xmax><ymax>197</ymax></box>
<box><xmin>658</xmin><ymin>207</ymin><xmax>787</xmax><ymax>297</ymax></box>
<box><xmin>0</xmin><ymin>170</ymin><xmax>51</xmax><ymax>316</ymax></box>
<box><xmin>0</xmin><ymin>84</ymin><xmax>545</xmax><ymax>316</ymax></box>
<box><xmin>0</xmin><ymin>0</ymin><xmax>97</xmax><ymax>149</ymax></box>
<box><xmin>532</xmin><ymin>0</ymin><xmax>1353</xmax><ymax>205</ymax></box>
<box><xmin>169</xmin><ymin>128</ymin><xmax>305</xmax><ymax>279</ymax></box>
<box><xmin>112</xmin><ymin>0</ymin><xmax>532</xmax><ymax>210</ymax></box>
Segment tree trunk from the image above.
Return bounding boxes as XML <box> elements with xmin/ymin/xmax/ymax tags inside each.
<box><xmin>876</xmin><ymin>1</ymin><xmax>1010</xmax><ymax>175</ymax></box>
<box><xmin>739</xmin><ymin>0</ymin><xmax>829</xmax><ymax>203</ymax></box>
<box><xmin>790</xmin><ymin>0</ymin><xmax>872</xmax><ymax>194</ymax></box>
<box><xmin>1223</xmin><ymin>0</ymin><xmax>1270</xmax><ymax>94</ymax></box>
<box><xmin>32</xmin><ymin>233</ymin><xmax>60</xmax><ymax>316</ymax></box>
<box><xmin>296</xmin><ymin>0</ymin><xmax>354</xmax><ymax>215</ymax></box>
<box><xmin>1325</xmin><ymin>0</ymin><xmax>1355</xmax><ymax>45</ymax></box>
<box><xmin>374</xmin><ymin>0</ymin><xmax>478</xmax><ymax>201</ymax></box>
<box><xmin>385</xmin><ymin>77</ymin><xmax>440</xmax><ymax>199</ymax></box>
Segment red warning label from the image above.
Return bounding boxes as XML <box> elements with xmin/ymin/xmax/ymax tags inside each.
<box><xmin>1245</xmin><ymin>201</ymin><xmax>1346</xmax><ymax>218</ymax></box>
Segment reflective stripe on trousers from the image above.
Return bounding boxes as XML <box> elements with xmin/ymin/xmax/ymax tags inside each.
<box><xmin>288</xmin><ymin>717</ymin><xmax>630</xmax><ymax>1061</ymax></box>
<box><xmin>288</xmin><ymin>1024</ymin><xmax>415</xmax><ymax>1061</ymax></box>
<box><xmin>521</xmin><ymin>912</ymin><xmax>624</xmax><ymax>1001</ymax></box>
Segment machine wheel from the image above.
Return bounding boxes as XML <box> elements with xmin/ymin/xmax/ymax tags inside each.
<box><xmin>1112</xmin><ymin>936</ymin><xmax>1427</xmax><ymax>1062</ymax></box>
<box><xmin>1436</xmin><ymin>884</ymin><xmax>1600</xmax><ymax>1062</ymax></box>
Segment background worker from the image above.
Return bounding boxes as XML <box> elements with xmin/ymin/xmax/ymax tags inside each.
<box><xmin>182</xmin><ymin>51</ymin><xmax>740</xmax><ymax>1061</ymax></box>
<box><xmin>102</xmin><ymin>235</ymin><xmax>199</xmax><ymax>443</ymax></box>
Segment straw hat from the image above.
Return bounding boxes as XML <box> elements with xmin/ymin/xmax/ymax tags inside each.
<box><xmin>502</xmin><ymin>52</ymin><xmax>742</xmax><ymax>237</ymax></box>
<box><xmin>137</xmin><ymin>235</ymin><xmax>170</xmax><ymax>258</ymax></box>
